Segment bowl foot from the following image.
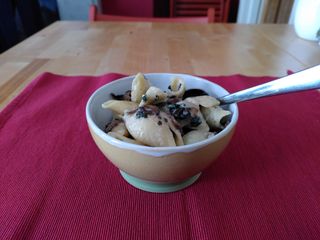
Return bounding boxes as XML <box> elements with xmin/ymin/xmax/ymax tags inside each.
<box><xmin>119</xmin><ymin>170</ymin><xmax>201</xmax><ymax>193</ymax></box>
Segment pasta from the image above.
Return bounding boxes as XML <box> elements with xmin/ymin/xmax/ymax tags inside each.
<box><xmin>183</xmin><ymin>130</ymin><xmax>213</xmax><ymax>145</ymax></box>
<box><xmin>108</xmin><ymin>132</ymin><xmax>144</xmax><ymax>145</ymax></box>
<box><xmin>109</xmin><ymin>121</ymin><xmax>129</xmax><ymax>137</ymax></box>
<box><xmin>123</xmin><ymin>109</ymin><xmax>177</xmax><ymax>147</ymax></box>
<box><xmin>139</xmin><ymin>86</ymin><xmax>167</xmax><ymax>107</ymax></box>
<box><xmin>102</xmin><ymin>100</ymin><xmax>138</xmax><ymax>115</ymax></box>
<box><xmin>185</xmin><ymin>95</ymin><xmax>220</xmax><ymax>108</ymax></box>
<box><xmin>167</xmin><ymin>77</ymin><xmax>186</xmax><ymax>98</ymax></box>
<box><xmin>131</xmin><ymin>72</ymin><xmax>150</xmax><ymax>103</ymax></box>
<box><xmin>201</xmin><ymin>106</ymin><xmax>232</xmax><ymax>129</ymax></box>
<box><xmin>102</xmin><ymin>73</ymin><xmax>232</xmax><ymax>147</ymax></box>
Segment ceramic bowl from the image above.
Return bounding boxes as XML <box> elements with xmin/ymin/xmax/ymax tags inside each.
<box><xmin>86</xmin><ymin>73</ymin><xmax>238</xmax><ymax>193</ymax></box>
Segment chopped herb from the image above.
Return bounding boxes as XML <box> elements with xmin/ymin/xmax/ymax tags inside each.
<box><xmin>136</xmin><ymin>107</ymin><xmax>148</xmax><ymax>118</ymax></box>
<box><xmin>190</xmin><ymin>116</ymin><xmax>201</xmax><ymax>127</ymax></box>
<box><xmin>135</xmin><ymin>106</ymin><xmax>159</xmax><ymax>119</ymax></box>
<box><xmin>182</xmin><ymin>110</ymin><xmax>189</xmax><ymax>116</ymax></box>
<box><xmin>168</xmin><ymin>104</ymin><xmax>176</xmax><ymax>110</ymax></box>
<box><xmin>168</xmin><ymin>103</ymin><xmax>191</xmax><ymax>120</ymax></box>
<box><xmin>142</xmin><ymin>95</ymin><xmax>147</xmax><ymax>102</ymax></box>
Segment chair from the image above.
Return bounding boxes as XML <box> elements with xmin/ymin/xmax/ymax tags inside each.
<box><xmin>89</xmin><ymin>4</ymin><xmax>215</xmax><ymax>23</ymax></box>
<box><xmin>170</xmin><ymin>0</ymin><xmax>230</xmax><ymax>23</ymax></box>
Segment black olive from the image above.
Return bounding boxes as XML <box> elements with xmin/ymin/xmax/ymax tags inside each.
<box><xmin>111</xmin><ymin>90</ymin><xmax>131</xmax><ymax>101</ymax></box>
<box><xmin>190</xmin><ymin>116</ymin><xmax>201</xmax><ymax>127</ymax></box>
<box><xmin>183</xmin><ymin>89</ymin><xmax>208</xmax><ymax>99</ymax></box>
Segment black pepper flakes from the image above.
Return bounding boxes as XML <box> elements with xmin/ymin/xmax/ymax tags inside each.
<box><xmin>157</xmin><ymin>121</ymin><xmax>162</xmax><ymax>126</ymax></box>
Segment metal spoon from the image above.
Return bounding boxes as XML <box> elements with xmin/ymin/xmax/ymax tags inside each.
<box><xmin>217</xmin><ymin>65</ymin><xmax>320</xmax><ymax>105</ymax></box>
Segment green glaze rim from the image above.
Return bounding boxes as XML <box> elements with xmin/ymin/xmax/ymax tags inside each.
<box><xmin>120</xmin><ymin>170</ymin><xmax>201</xmax><ymax>193</ymax></box>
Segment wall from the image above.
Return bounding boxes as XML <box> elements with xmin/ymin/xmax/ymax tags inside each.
<box><xmin>57</xmin><ymin>0</ymin><xmax>101</xmax><ymax>20</ymax></box>
<box><xmin>237</xmin><ymin>0</ymin><xmax>263</xmax><ymax>23</ymax></box>
<box><xmin>237</xmin><ymin>0</ymin><xmax>295</xmax><ymax>24</ymax></box>
<box><xmin>288</xmin><ymin>0</ymin><xmax>299</xmax><ymax>24</ymax></box>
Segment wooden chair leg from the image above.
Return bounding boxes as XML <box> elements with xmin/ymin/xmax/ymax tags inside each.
<box><xmin>207</xmin><ymin>8</ymin><xmax>215</xmax><ymax>23</ymax></box>
<box><xmin>89</xmin><ymin>4</ymin><xmax>97</xmax><ymax>21</ymax></box>
<box><xmin>223</xmin><ymin>0</ymin><xmax>230</xmax><ymax>22</ymax></box>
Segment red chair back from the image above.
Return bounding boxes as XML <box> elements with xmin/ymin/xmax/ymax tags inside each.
<box><xmin>170</xmin><ymin>0</ymin><xmax>230</xmax><ymax>22</ymax></box>
<box><xmin>89</xmin><ymin>5</ymin><xmax>215</xmax><ymax>23</ymax></box>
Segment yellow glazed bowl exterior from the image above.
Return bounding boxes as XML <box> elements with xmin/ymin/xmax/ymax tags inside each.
<box><xmin>86</xmin><ymin>73</ymin><xmax>238</xmax><ymax>184</ymax></box>
<box><xmin>89</xmin><ymin>126</ymin><xmax>235</xmax><ymax>182</ymax></box>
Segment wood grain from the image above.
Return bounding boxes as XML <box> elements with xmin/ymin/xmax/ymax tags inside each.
<box><xmin>0</xmin><ymin>21</ymin><xmax>319</xmax><ymax>110</ymax></box>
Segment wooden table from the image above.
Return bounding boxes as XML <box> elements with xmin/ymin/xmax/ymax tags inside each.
<box><xmin>0</xmin><ymin>21</ymin><xmax>319</xmax><ymax>110</ymax></box>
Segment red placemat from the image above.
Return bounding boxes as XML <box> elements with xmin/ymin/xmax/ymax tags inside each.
<box><xmin>1</xmin><ymin>72</ymin><xmax>320</xmax><ymax>240</ymax></box>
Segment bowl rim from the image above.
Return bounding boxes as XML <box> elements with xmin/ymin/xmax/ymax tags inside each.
<box><xmin>86</xmin><ymin>73</ymin><xmax>238</xmax><ymax>156</ymax></box>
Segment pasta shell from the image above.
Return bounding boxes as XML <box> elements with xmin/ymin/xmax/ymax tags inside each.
<box><xmin>189</xmin><ymin>111</ymin><xmax>210</xmax><ymax>132</ymax></box>
<box><xmin>168</xmin><ymin>77</ymin><xmax>186</xmax><ymax>98</ymax></box>
<box><xmin>183</xmin><ymin>130</ymin><xmax>213</xmax><ymax>145</ymax></box>
<box><xmin>110</xmin><ymin>122</ymin><xmax>129</xmax><ymax>137</ymax></box>
<box><xmin>102</xmin><ymin>100</ymin><xmax>138</xmax><ymax>115</ymax></box>
<box><xmin>162</xmin><ymin>112</ymin><xmax>184</xmax><ymax>146</ymax></box>
<box><xmin>108</xmin><ymin>132</ymin><xmax>145</xmax><ymax>145</ymax></box>
<box><xmin>123</xmin><ymin>111</ymin><xmax>176</xmax><ymax>147</ymax></box>
<box><xmin>131</xmin><ymin>73</ymin><xmax>150</xmax><ymax>103</ymax></box>
<box><xmin>201</xmin><ymin>106</ymin><xmax>232</xmax><ymax>129</ymax></box>
<box><xmin>185</xmin><ymin>96</ymin><xmax>220</xmax><ymax>108</ymax></box>
<box><xmin>166</xmin><ymin>100</ymin><xmax>208</xmax><ymax>132</ymax></box>
<box><xmin>139</xmin><ymin>86</ymin><xmax>168</xmax><ymax>107</ymax></box>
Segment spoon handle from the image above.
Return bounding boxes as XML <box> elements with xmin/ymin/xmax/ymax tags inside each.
<box><xmin>218</xmin><ymin>65</ymin><xmax>320</xmax><ymax>105</ymax></box>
